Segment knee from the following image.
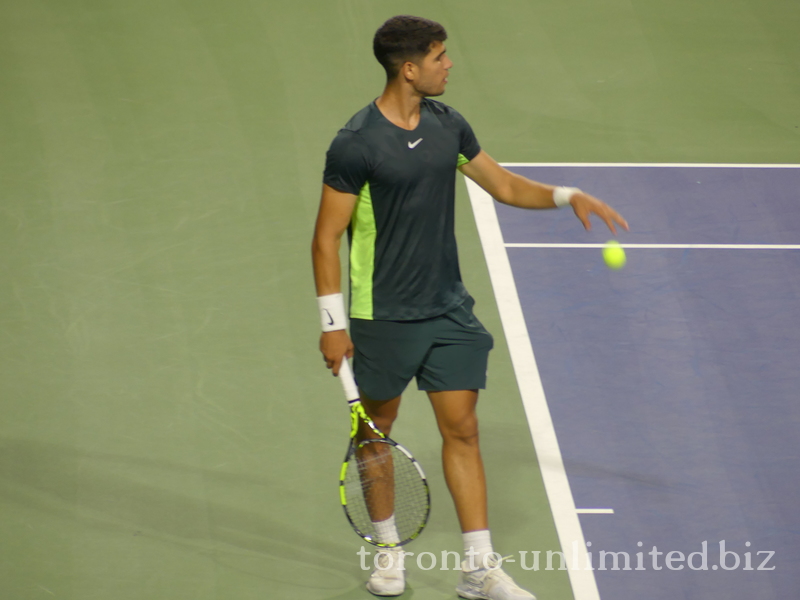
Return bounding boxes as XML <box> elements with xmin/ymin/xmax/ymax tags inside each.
<box><xmin>357</xmin><ymin>414</ymin><xmax>395</xmax><ymax>440</ymax></box>
<box><xmin>362</xmin><ymin>405</ymin><xmax>399</xmax><ymax>437</ymax></box>
<box><xmin>440</xmin><ymin>414</ymin><xmax>480</xmax><ymax>446</ymax></box>
<box><xmin>371</xmin><ymin>413</ymin><xmax>397</xmax><ymax>435</ymax></box>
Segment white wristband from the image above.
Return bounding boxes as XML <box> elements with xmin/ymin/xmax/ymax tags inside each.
<box><xmin>317</xmin><ymin>293</ymin><xmax>347</xmax><ymax>332</ymax></box>
<box><xmin>553</xmin><ymin>186</ymin><xmax>581</xmax><ymax>208</ymax></box>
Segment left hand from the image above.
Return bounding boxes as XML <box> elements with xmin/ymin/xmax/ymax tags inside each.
<box><xmin>570</xmin><ymin>193</ymin><xmax>629</xmax><ymax>235</ymax></box>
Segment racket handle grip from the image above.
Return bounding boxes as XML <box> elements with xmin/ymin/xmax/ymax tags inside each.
<box><xmin>338</xmin><ymin>358</ymin><xmax>360</xmax><ymax>402</ymax></box>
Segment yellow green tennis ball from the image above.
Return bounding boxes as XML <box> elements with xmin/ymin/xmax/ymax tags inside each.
<box><xmin>603</xmin><ymin>240</ymin><xmax>626</xmax><ymax>270</ymax></box>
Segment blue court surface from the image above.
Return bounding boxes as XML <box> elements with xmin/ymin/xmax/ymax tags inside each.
<box><xmin>468</xmin><ymin>165</ymin><xmax>800</xmax><ymax>600</ymax></box>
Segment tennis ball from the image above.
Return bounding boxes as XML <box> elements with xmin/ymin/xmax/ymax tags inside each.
<box><xmin>603</xmin><ymin>240</ymin><xmax>626</xmax><ymax>270</ymax></box>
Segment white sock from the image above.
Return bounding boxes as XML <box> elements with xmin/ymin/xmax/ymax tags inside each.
<box><xmin>373</xmin><ymin>515</ymin><xmax>400</xmax><ymax>545</ymax></box>
<box><xmin>463</xmin><ymin>529</ymin><xmax>494</xmax><ymax>571</ymax></box>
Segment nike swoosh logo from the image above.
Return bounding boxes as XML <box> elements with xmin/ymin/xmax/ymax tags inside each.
<box><xmin>323</xmin><ymin>309</ymin><xmax>334</xmax><ymax>326</ymax></box>
<box><xmin>408</xmin><ymin>138</ymin><xmax>423</xmax><ymax>149</ymax></box>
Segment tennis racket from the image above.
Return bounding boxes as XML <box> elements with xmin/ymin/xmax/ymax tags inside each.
<box><xmin>337</xmin><ymin>358</ymin><xmax>430</xmax><ymax>547</ymax></box>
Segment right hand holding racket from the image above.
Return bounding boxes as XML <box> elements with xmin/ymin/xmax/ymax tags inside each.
<box><xmin>320</xmin><ymin>329</ymin><xmax>353</xmax><ymax>376</ymax></box>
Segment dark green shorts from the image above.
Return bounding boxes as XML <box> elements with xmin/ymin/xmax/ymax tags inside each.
<box><xmin>350</xmin><ymin>296</ymin><xmax>494</xmax><ymax>401</ymax></box>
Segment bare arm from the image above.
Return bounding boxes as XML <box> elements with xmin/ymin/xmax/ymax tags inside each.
<box><xmin>460</xmin><ymin>150</ymin><xmax>629</xmax><ymax>234</ymax></box>
<box><xmin>311</xmin><ymin>183</ymin><xmax>357</xmax><ymax>375</ymax></box>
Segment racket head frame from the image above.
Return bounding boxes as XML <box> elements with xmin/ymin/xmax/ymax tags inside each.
<box><xmin>339</xmin><ymin>432</ymin><xmax>431</xmax><ymax>547</ymax></box>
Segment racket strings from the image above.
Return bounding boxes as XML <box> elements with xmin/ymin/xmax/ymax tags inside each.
<box><xmin>343</xmin><ymin>440</ymin><xmax>428</xmax><ymax>544</ymax></box>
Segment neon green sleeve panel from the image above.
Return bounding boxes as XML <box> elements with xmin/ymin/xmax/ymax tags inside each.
<box><xmin>349</xmin><ymin>182</ymin><xmax>376</xmax><ymax>320</ymax></box>
<box><xmin>457</xmin><ymin>153</ymin><xmax>471</xmax><ymax>167</ymax></box>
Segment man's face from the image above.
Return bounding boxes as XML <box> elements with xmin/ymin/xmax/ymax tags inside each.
<box><xmin>410</xmin><ymin>41</ymin><xmax>452</xmax><ymax>97</ymax></box>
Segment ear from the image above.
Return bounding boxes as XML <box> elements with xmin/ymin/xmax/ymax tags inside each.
<box><xmin>401</xmin><ymin>60</ymin><xmax>419</xmax><ymax>82</ymax></box>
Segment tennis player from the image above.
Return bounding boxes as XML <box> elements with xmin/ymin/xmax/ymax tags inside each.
<box><xmin>312</xmin><ymin>15</ymin><xmax>628</xmax><ymax>599</ymax></box>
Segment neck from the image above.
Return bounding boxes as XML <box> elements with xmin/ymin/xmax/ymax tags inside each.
<box><xmin>375</xmin><ymin>79</ymin><xmax>424</xmax><ymax>130</ymax></box>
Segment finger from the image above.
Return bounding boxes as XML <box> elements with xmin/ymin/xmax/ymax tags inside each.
<box><xmin>603</xmin><ymin>204</ymin><xmax>628</xmax><ymax>232</ymax></box>
<box><xmin>600</xmin><ymin>211</ymin><xmax>618</xmax><ymax>235</ymax></box>
<box><xmin>574</xmin><ymin>207</ymin><xmax>592</xmax><ymax>231</ymax></box>
<box><xmin>592</xmin><ymin>204</ymin><xmax>624</xmax><ymax>235</ymax></box>
<box><xmin>332</xmin><ymin>354</ymin><xmax>342</xmax><ymax>377</ymax></box>
<box><xmin>614</xmin><ymin>212</ymin><xmax>630</xmax><ymax>231</ymax></box>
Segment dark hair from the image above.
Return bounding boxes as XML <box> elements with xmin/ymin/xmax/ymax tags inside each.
<box><xmin>373</xmin><ymin>16</ymin><xmax>447</xmax><ymax>80</ymax></box>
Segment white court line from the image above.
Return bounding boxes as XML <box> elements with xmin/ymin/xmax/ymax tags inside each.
<box><xmin>500</xmin><ymin>162</ymin><xmax>800</xmax><ymax>168</ymax></box>
<box><xmin>466</xmin><ymin>178</ymin><xmax>601</xmax><ymax>600</ymax></box>
<box><xmin>576</xmin><ymin>509</ymin><xmax>615</xmax><ymax>515</ymax></box>
<box><xmin>506</xmin><ymin>243</ymin><xmax>800</xmax><ymax>250</ymax></box>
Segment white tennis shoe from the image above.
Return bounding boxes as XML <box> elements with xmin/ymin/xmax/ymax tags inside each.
<box><xmin>456</xmin><ymin>556</ymin><xmax>536</xmax><ymax>600</ymax></box>
<box><xmin>366</xmin><ymin>548</ymin><xmax>405</xmax><ymax>597</ymax></box>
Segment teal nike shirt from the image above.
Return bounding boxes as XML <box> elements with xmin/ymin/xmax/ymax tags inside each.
<box><xmin>323</xmin><ymin>99</ymin><xmax>481</xmax><ymax>321</ymax></box>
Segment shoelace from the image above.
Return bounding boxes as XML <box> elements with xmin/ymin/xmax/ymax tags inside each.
<box><xmin>467</xmin><ymin>555</ymin><xmax>517</xmax><ymax>585</ymax></box>
<box><xmin>480</xmin><ymin>555</ymin><xmax>514</xmax><ymax>571</ymax></box>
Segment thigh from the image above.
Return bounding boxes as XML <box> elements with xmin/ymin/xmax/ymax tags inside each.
<box><xmin>416</xmin><ymin>297</ymin><xmax>494</xmax><ymax>393</ymax></box>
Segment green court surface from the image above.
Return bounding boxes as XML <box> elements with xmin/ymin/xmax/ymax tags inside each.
<box><xmin>1</xmin><ymin>1</ymin><xmax>797</xmax><ymax>599</ymax></box>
